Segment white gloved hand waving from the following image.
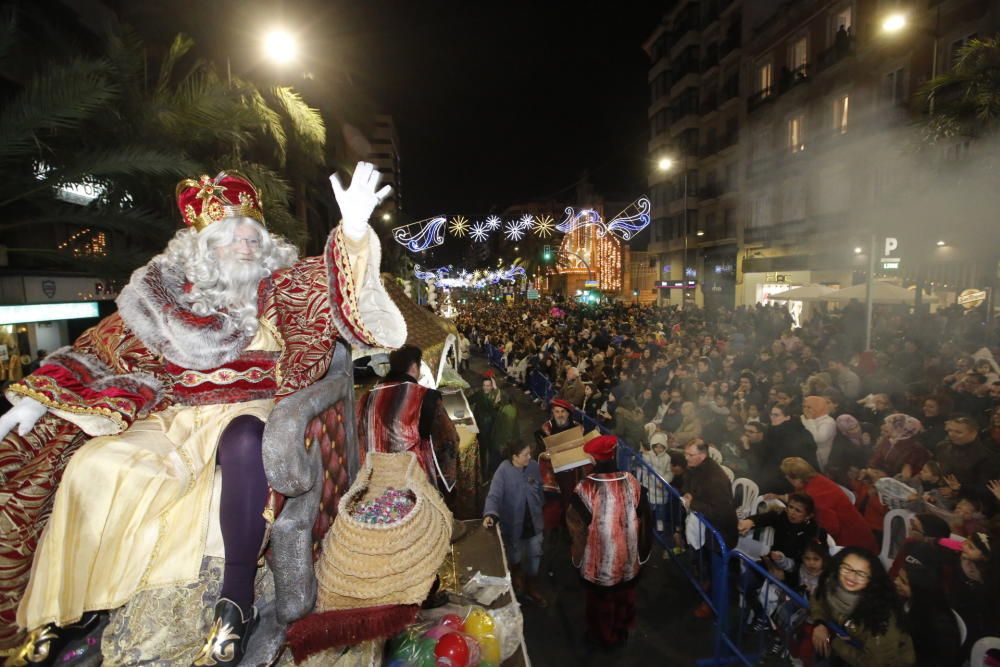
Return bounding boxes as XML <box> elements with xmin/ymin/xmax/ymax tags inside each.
<box><xmin>0</xmin><ymin>397</ymin><xmax>47</xmax><ymax>440</ymax></box>
<box><xmin>330</xmin><ymin>161</ymin><xmax>393</xmax><ymax>241</ymax></box>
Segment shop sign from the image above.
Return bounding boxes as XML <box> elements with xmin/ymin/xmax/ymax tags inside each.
<box><xmin>958</xmin><ymin>288</ymin><xmax>987</xmax><ymax>309</ymax></box>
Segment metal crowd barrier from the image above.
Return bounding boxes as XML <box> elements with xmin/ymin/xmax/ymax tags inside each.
<box><xmin>501</xmin><ymin>348</ymin><xmax>828</xmax><ymax>666</ymax></box>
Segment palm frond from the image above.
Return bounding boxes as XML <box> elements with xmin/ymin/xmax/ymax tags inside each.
<box><xmin>272</xmin><ymin>86</ymin><xmax>326</xmax><ymax>163</ymax></box>
<box><xmin>0</xmin><ymin>58</ymin><xmax>119</xmax><ymax>159</ymax></box>
<box><xmin>157</xmin><ymin>33</ymin><xmax>195</xmax><ymax>94</ymax></box>
<box><xmin>241</xmin><ymin>85</ymin><xmax>287</xmax><ymax>166</ymax></box>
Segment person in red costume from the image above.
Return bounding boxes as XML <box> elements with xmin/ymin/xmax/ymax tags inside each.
<box><xmin>0</xmin><ymin>163</ymin><xmax>406</xmax><ymax>666</ymax></box>
<box><xmin>567</xmin><ymin>435</ymin><xmax>651</xmax><ymax>649</ymax></box>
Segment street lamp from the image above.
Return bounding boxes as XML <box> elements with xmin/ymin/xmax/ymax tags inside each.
<box><xmin>880</xmin><ymin>9</ymin><xmax>940</xmax><ymax>112</ymax></box>
<box><xmin>658</xmin><ymin>155</ymin><xmax>692</xmax><ymax>308</ymax></box>
<box><xmin>263</xmin><ymin>29</ymin><xmax>299</xmax><ymax>65</ymax></box>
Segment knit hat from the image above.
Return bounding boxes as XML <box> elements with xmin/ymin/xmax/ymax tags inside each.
<box><xmin>583</xmin><ymin>435</ymin><xmax>618</xmax><ymax>461</ymax></box>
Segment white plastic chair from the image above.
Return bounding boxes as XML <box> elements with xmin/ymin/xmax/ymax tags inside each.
<box><xmin>756</xmin><ymin>497</ymin><xmax>786</xmax><ymax>516</ymax></box>
<box><xmin>836</xmin><ymin>483</ymin><xmax>856</xmax><ymax>505</ymax></box>
<box><xmin>879</xmin><ymin>508</ymin><xmax>915</xmax><ymax>570</ymax></box>
<box><xmin>970</xmin><ymin>636</ymin><xmax>1000</xmax><ymax>666</ymax></box>
<box><xmin>953</xmin><ymin>609</ymin><xmax>967</xmax><ymax>646</ymax></box>
<box><xmin>720</xmin><ymin>465</ymin><xmax>735</xmax><ymax>482</ymax></box>
<box><xmin>827</xmin><ymin>532</ymin><xmax>843</xmax><ymax>557</ymax></box>
<box><xmin>732</xmin><ymin>478</ymin><xmax>760</xmax><ymax>520</ymax></box>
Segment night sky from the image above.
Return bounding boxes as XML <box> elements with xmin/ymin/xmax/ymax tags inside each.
<box><xmin>129</xmin><ymin>1</ymin><xmax>662</xmax><ymax>219</ymax></box>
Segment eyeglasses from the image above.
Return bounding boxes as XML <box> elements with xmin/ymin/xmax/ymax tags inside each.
<box><xmin>839</xmin><ymin>564</ymin><xmax>871</xmax><ymax>582</ymax></box>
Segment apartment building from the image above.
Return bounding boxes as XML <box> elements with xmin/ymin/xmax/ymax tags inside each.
<box><xmin>740</xmin><ymin>0</ymin><xmax>997</xmax><ymax>306</ymax></box>
<box><xmin>644</xmin><ymin>0</ymin><xmax>747</xmax><ymax>311</ymax></box>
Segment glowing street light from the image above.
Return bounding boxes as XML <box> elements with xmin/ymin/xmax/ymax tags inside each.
<box><xmin>657</xmin><ymin>157</ymin><xmax>674</xmax><ymax>172</ymax></box>
<box><xmin>696</xmin><ymin>230</ymin><xmax>705</xmax><ymax>237</ymax></box>
<box><xmin>381</xmin><ymin>213</ymin><xmax>392</xmax><ymax>222</ymax></box>
<box><xmin>936</xmin><ymin>240</ymin><xmax>946</xmax><ymax>246</ymax></box>
<box><xmin>854</xmin><ymin>246</ymin><xmax>863</xmax><ymax>254</ymax></box>
<box><xmin>881</xmin><ymin>13</ymin><xmax>907</xmax><ymax>34</ymax></box>
<box><xmin>263</xmin><ymin>29</ymin><xmax>299</xmax><ymax>65</ymax></box>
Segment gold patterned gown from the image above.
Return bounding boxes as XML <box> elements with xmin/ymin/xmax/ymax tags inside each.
<box><xmin>17</xmin><ymin>325</ymin><xmax>280</xmax><ymax>630</ymax></box>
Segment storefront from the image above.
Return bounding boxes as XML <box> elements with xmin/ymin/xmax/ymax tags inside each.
<box><xmin>0</xmin><ymin>275</ymin><xmax>118</xmax><ymax>376</ymax></box>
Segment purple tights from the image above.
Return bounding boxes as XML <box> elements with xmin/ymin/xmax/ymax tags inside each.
<box><xmin>216</xmin><ymin>415</ymin><xmax>268</xmax><ymax>612</ymax></box>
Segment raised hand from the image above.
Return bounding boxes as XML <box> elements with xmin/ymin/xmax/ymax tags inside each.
<box><xmin>987</xmin><ymin>480</ymin><xmax>1000</xmax><ymax>502</ymax></box>
<box><xmin>330</xmin><ymin>161</ymin><xmax>393</xmax><ymax>241</ymax></box>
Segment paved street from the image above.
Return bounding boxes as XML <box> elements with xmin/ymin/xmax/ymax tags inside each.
<box><xmin>463</xmin><ymin>354</ymin><xmax>714</xmax><ymax>666</ymax></box>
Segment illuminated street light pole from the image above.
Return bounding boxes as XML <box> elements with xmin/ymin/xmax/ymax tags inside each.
<box><xmin>658</xmin><ymin>156</ymin><xmax>691</xmax><ymax>308</ymax></box>
<box><xmin>882</xmin><ymin>10</ymin><xmax>940</xmax><ymax>113</ymax></box>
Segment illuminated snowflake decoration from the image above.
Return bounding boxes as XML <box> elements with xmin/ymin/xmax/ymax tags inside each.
<box><xmin>504</xmin><ymin>221</ymin><xmax>525</xmax><ymax>241</ymax></box>
<box><xmin>469</xmin><ymin>221</ymin><xmax>490</xmax><ymax>243</ymax></box>
<box><xmin>517</xmin><ymin>214</ymin><xmax>534</xmax><ymax>230</ymax></box>
<box><xmin>485</xmin><ymin>215</ymin><xmax>502</xmax><ymax>231</ymax></box>
<box><xmin>448</xmin><ymin>215</ymin><xmax>469</xmax><ymax>237</ymax></box>
<box><xmin>533</xmin><ymin>214</ymin><xmax>555</xmax><ymax>238</ymax></box>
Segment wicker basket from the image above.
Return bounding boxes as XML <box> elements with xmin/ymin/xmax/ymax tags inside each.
<box><xmin>316</xmin><ymin>451</ymin><xmax>453</xmax><ymax>610</ymax></box>
<box><xmin>875</xmin><ymin>477</ymin><xmax>918</xmax><ymax>510</ymax></box>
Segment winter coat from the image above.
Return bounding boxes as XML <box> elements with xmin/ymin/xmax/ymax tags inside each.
<box><xmin>802</xmin><ymin>474</ymin><xmax>877</xmax><ymax>551</ymax></box>
<box><xmin>808</xmin><ymin>591</ymin><xmax>915</xmax><ymax>667</ymax></box>
<box><xmin>683</xmin><ymin>458</ymin><xmax>738</xmax><ymax>548</ymax></box>
<box><xmin>483</xmin><ymin>459</ymin><xmax>545</xmax><ymax>546</ymax></box>
<box><xmin>748</xmin><ymin>420</ymin><xmax>819</xmax><ymax>494</ymax></box>
<box><xmin>868</xmin><ymin>436</ymin><xmax>930</xmax><ymax>477</ymax></box>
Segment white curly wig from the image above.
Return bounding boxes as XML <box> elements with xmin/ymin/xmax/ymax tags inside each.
<box><xmin>164</xmin><ymin>217</ymin><xmax>298</xmax><ymax>336</ymax></box>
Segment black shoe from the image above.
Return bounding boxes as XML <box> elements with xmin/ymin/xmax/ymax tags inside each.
<box><xmin>4</xmin><ymin>613</ymin><xmax>101</xmax><ymax>667</ymax></box>
<box><xmin>192</xmin><ymin>598</ymin><xmax>257</xmax><ymax>666</ymax></box>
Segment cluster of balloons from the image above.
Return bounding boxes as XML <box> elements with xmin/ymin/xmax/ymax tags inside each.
<box><xmin>387</xmin><ymin>607</ymin><xmax>502</xmax><ymax>667</ymax></box>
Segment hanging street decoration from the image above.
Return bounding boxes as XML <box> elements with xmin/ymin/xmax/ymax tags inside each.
<box><xmin>503</xmin><ymin>220</ymin><xmax>525</xmax><ymax>241</ymax></box>
<box><xmin>606</xmin><ymin>197</ymin><xmax>652</xmax><ymax>240</ymax></box>
<box><xmin>393</xmin><ymin>194</ymin><xmax>650</xmax><ymax>254</ymax></box>
<box><xmin>556</xmin><ymin>207</ymin><xmax>604</xmax><ymax>235</ymax></box>
<box><xmin>448</xmin><ymin>215</ymin><xmax>469</xmax><ymax>237</ymax></box>
<box><xmin>392</xmin><ymin>216</ymin><xmax>446</xmax><ymax>252</ymax></box>
<box><xmin>413</xmin><ymin>262</ymin><xmax>527</xmax><ymax>289</ymax></box>
<box><xmin>469</xmin><ymin>221</ymin><xmax>490</xmax><ymax>243</ymax></box>
<box><xmin>533</xmin><ymin>214</ymin><xmax>555</xmax><ymax>238</ymax></box>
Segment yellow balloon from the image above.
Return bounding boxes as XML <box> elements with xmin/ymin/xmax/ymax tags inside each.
<box><xmin>478</xmin><ymin>633</ymin><xmax>501</xmax><ymax>664</ymax></box>
<box><xmin>463</xmin><ymin>608</ymin><xmax>495</xmax><ymax>638</ymax></box>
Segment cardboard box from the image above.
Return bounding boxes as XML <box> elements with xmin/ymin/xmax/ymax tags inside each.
<box><xmin>543</xmin><ymin>426</ymin><xmax>600</xmax><ymax>473</ymax></box>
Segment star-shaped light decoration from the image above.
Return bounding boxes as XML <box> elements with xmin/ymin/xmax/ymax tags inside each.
<box><xmin>469</xmin><ymin>221</ymin><xmax>489</xmax><ymax>243</ymax></box>
<box><xmin>517</xmin><ymin>214</ymin><xmax>534</xmax><ymax>230</ymax></box>
<box><xmin>448</xmin><ymin>215</ymin><xmax>469</xmax><ymax>237</ymax></box>
<box><xmin>533</xmin><ymin>214</ymin><xmax>555</xmax><ymax>238</ymax></box>
<box><xmin>485</xmin><ymin>215</ymin><xmax>502</xmax><ymax>231</ymax></box>
<box><xmin>504</xmin><ymin>221</ymin><xmax>525</xmax><ymax>241</ymax></box>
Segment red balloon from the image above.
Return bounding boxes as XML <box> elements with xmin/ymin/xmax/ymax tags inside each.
<box><xmin>434</xmin><ymin>633</ymin><xmax>469</xmax><ymax>667</ymax></box>
<box><xmin>440</xmin><ymin>614</ymin><xmax>465</xmax><ymax>631</ymax></box>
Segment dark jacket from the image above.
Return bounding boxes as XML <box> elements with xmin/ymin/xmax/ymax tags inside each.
<box><xmin>683</xmin><ymin>457</ymin><xmax>738</xmax><ymax>548</ymax></box>
<box><xmin>826</xmin><ymin>433</ymin><xmax>870</xmax><ymax>488</ymax></box>
<box><xmin>935</xmin><ymin>438</ymin><xmax>1000</xmax><ymax>508</ymax></box>
<box><xmin>749</xmin><ymin>420</ymin><xmax>820</xmax><ymax>494</ymax></box>
<box><xmin>749</xmin><ymin>510</ymin><xmax>826</xmax><ymax>568</ymax></box>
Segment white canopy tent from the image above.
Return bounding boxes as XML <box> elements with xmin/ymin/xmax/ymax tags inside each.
<box><xmin>823</xmin><ymin>281</ymin><xmax>937</xmax><ymax>305</ymax></box>
<box><xmin>767</xmin><ymin>283</ymin><xmax>837</xmax><ymax>302</ymax></box>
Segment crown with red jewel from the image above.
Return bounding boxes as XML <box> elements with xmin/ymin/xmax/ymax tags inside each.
<box><xmin>175</xmin><ymin>171</ymin><xmax>265</xmax><ymax>231</ymax></box>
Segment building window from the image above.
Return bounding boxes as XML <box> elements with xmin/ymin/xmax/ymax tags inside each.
<box><xmin>833</xmin><ymin>95</ymin><xmax>849</xmax><ymax>133</ymax></box>
<box><xmin>788</xmin><ymin>115</ymin><xmax>805</xmax><ymax>152</ymax></box>
<box><xmin>789</xmin><ymin>37</ymin><xmax>808</xmax><ymax>77</ymax></box>
<box><xmin>830</xmin><ymin>6</ymin><xmax>853</xmax><ymax>44</ymax></box>
<box><xmin>756</xmin><ymin>62</ymin><xmax>773</xmax><ymax>97</ymax></box>
<box><xmin>885</xmin><ymin>67</ymin><xmax>906</xmax><ymax>105</ymax></box>
<box><xmin>725</xmin><ymin>162</ymin><xmax>737</xmax><ymax>191</ymax></box>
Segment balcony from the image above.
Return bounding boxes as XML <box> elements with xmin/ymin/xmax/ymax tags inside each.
<box><xmin>720</xmin><ymin>77</ymin><xmax>740</xmax><ymax>105</ymax></box>
<box><xmin>747</xmin><ymin>87</ymin><xmax>775</xmax><ymax>111</ymax></box>
<box><xmin>817</xmin><ymin>37</ymin><xmax>856</xmax><ymax>72</ymax></box>
<box><xmin>778</xmin><ymin>64</ymin><xmax>811</xmax><ymax>94</ymax></box>
<box><xmin>699</xmin><ymin>183</ymin><xmax>722</xmax><ymax>201</ymax></box>
<box><xmin>700</xmin><ymin>92</ymin><xmax>719</xmax><ymax>116</ymax></box>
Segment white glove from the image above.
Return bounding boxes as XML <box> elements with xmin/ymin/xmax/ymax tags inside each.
<box><xmin>0</xmin><ymin>397</ymin><xmax>47</xmax><ymax>440</ymax></box>
<box><xmin>330</xmin><ymin>161</ymin><xmax>393</xmax><ymax>241</ymax></box>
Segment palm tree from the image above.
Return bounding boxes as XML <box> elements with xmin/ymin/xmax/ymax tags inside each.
<box><xmin>921</xmin><ymin>37</ymin><xmax>1000</xmax><ymax>141</ymax></box>
<box><xmin>0</xmin><ymin>15</ymin><xmax>327</xmax><ymax>277</ymax></box>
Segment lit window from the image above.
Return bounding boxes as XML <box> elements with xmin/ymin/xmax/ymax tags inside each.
<box><xmin>757</xmin><ymin>62</ymin><xmax>773</xmax><ymax>96</ymax></box>
<box><xmin>831</xmin><ymin>7</ymin><xmax>852</xmax><ymax>43</ymax></box>
<box><xmin>788</xmin><ymin>115</ymin><xmax>805</xmax><ymax>152</ymax></box>
<box><xmin>833</xmin><ymin>95</ymin><xmax>849</xmax><ymax>133</ymax></box>
<box><xmin>790</xmin><ymin>38</ymin><xmax>808</xmax><ymax>76</ymax></box>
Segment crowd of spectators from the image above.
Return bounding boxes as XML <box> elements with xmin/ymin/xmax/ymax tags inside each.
<box><xmin>458</xmin><ymin>297</ymin><xmax>1000</xmax><ymax>665</ymax></box>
